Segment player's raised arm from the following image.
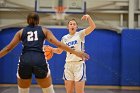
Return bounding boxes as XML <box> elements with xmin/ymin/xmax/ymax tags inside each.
<box><xmin>81</xmin><ymin>14</ymin><xmax>96</xmax><ymax>35</ymax></box>
<box><xmin>0</xmin><ymin>30</ymin><xmax>22</xmax><ymax>58</ymax></box>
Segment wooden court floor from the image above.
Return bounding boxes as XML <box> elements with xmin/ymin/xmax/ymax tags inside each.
<box><xmin>0</xmin><ymin>85</ymin><xmax>139</xmax><ymax>93</ymax></box>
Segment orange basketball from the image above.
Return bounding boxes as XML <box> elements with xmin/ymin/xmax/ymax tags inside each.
<box><xmin>44</xmin><ymin>46</ymin><xmax>53</xmax><ymax>60</ymax></box>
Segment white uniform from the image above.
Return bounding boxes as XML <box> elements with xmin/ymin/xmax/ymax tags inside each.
<box><xmin>61</xmin><ymin>29</ymin><xmax>87</xmax><ymax>81</ymax></box>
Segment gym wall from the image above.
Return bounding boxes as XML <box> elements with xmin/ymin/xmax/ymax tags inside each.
<box><xmin>0</xmin><ymin>28</ymin><xmax>140</xmax><ymax>86</ymax></box>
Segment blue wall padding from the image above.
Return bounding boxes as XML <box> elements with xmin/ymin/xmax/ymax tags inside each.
<box><xmin>121</xmin><ymin>29</ymin><xmax>140</xmax><ymax>86</ymax></box>
<box><xmin>85</xmin><ymin>29</ymin><xmax>121</xmax><ymax>85</ymax></box>
<box><xmin>0</xmin><ymin>28</ymin><xmax>140</xmax><ymax>86</ymax></box>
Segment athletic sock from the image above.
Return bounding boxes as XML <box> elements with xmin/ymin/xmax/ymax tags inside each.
<box><xmin>18</xmin><ymin>86</ymin><xmax>29</xmax><ymax>93</ymax></box>
<box><xmin>42</xmin><ymin>85</ymin><xmax>55</xmax><ymax>93</ymax></box>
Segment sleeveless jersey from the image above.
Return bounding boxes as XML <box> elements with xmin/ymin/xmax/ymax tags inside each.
<box><xmin>61</xmin><ymin>29</ymin><xmax>86</xmax><ymax>62</ymax></box>
<box><xmin>21</xmin><ymin>26</ymin><xmax>45</xmax><ymax>54</ymax></box>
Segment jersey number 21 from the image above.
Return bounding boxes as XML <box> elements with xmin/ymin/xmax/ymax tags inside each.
<box><xmin>27</xmin><ymin>31</ymin><xmax>38</xmax><ymax>41</ymax></box>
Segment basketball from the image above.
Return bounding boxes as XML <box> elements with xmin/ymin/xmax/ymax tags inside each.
<box><xmin>44</xmin><ymin>46</ymin><xmax>53</xmax><ymax>60</ymax></box>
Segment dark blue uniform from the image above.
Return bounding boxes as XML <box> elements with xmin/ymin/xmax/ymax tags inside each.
<box><xmin>18</xmin><ymin>25</ymin><xmax>48</xmax><ymax>79</ymax></box>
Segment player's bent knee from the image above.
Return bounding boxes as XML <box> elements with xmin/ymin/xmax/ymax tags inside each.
<box><xmin>36</xmin><ymin>75</ymin><xmax>52</xmax><ymax>88</ymax></box>
<box><xmin>17</xmin><ymin>77</ymin><xmax>31</xmax><ymax>88</ymax></box>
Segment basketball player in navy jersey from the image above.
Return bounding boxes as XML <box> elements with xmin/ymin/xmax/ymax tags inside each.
<box><xmin>0</xmin><ymin>12</ymin><xmax>89</xmax><ymax>93</ymax></box>
<box><xmin>48</xmin><ymin>14</ymin><xmax>96</xmax><ymax>93</ymax></box>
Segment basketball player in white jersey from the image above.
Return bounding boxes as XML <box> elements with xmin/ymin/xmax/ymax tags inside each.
<box><xmin>48</xmin><ymin>14</ymin><xmax>96</xmax><ymax>93</ymax></box>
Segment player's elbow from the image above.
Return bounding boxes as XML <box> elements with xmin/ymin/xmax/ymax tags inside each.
<box><xmin>91</xmin><ymin>24</ymin><xmax>96</xmax><ymax>31</ymax></box>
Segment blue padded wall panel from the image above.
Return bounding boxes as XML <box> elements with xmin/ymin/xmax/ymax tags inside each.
<box><xmin>1</xmin><ymin>28</ymin><xmax>139</xmax><ymax>86</ymax></box>
<box><xmin>0</xmin><ymin>28</ymin><xmax>22</xmax><ymax>83</ymax></box>
<box><xmin>84</xmin><ymin>29</ymin><xmax>121</xmax><ymax>85</ymax></box>
<box><xmin>121</xmin><ymin>29</ymin><xmax>140</xmax><ymax>86</ymax></box>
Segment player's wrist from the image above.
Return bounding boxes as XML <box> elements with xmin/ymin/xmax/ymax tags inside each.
<box><xmin>73</xmin><ymin>50</ymin><xmax>80</xmax><ymax>56</ymax></box>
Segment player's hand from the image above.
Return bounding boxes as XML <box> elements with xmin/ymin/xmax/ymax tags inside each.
<box><xmin>75</xmin><ymin>51</ymin><xmax>90</xmax><ymax>61</ymax></box>
<box><xmin>81</xmin><ymin>14</ymin><xmax>90</xmax><ymax>21</ymax></box>
<box><xmin>43</xmin><ymin>45</ymin><xmax>53</xmax><ymax>52</ymax></box>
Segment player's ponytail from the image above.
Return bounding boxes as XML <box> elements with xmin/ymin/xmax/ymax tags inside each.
<box><xmin>27</xmin><ymin>12</ymin><xmax>39</xmax><ymax>26</ymax></box>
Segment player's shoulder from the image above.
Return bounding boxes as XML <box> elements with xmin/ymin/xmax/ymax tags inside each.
<box><xmin>78</xmin><ymin>29</ymin><xmax>85</xmax><ymax>33</ymax></box>
<box><xmin>42</xmin><ymin>26</ymin><xmax>51</xmax><ymax>33</ymax></box>
<box><xmin>77</xmin><ymin>29</ymin><xmax>86</xmax><ymax>35</ymax></box>
<box><xmin>42</xmin><ymin>26</ymin><xmax>47</xmax><ymax>31</ymax></box>
<box><xmin>17</xmin><ymin>28</ymin><xmax>23</xmax><ymax>34</ymax></box>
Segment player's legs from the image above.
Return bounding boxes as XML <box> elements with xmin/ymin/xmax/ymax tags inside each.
<box><xmin>75</xmin><ymin>81</ymin><xmax>85</xmax><ymax>93</ymax></box>
<box><xmin>17</xmin><ymin>77</ymin><xmax>31</xmax><ymax>88</ymax></box>
<box><xmin>36</xmin><ymin>75</ymin><xmax>52</xmax><ymax>88</ymax></box>
<box><xmin>17</xmin><ymin>71</ymin><xmax>31</xmax><ymax>93</ymax></box>
<box><xmin>33</xmin><ymin>60</ymin><xmax>55</xmax><ymax>93</ymax></box>
<box><xmin>17</xmin><ymin>77</ymin><xmax>31</xmax><ymax>93</ymax></box>
<box><xmin>17</xmin><ymin>54</ymin><xmax>33</xmax><ymax>93</ymax></box>
<box><xmin>63</xmin><ymin>62</ymin><xmax>75</xmax><ymax>93</ymax></box>
<box><xmin>63</xmin><ymin>62</ymin><xmax>86</xmax><ymax>93</ymax></box>
<box><xmin>36</xmin><ymin>75</ymin><xmax>55</xmax><ymax>93</ymax></box>
<box><xmin>64</xmin><ymin>80</ymin><xmax>75</xmax><ymax>93</ymax></box>
<box><xmin>74</xmin><ymin>62</ymin><xmax>86</xmax><ymax>93</ymax></box>
<box><xmin>17</xmin><ymin>68</ymin><xmax>32</xmax><ymax>93</ymax></box>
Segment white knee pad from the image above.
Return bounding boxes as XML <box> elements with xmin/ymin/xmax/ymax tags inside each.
<box><xmin>18</xmin><ymin>86</ymin><xmax>29</xmax><ymax>93</ymax></box>
<box><xmin>42</xmin><ymin>85</ymin><xmax>55</xmax><ymax>93</ymax></box>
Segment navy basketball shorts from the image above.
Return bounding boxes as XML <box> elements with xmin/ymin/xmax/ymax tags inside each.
<box><xmin>17</xmin><ymin>52</ymin><xmax>48</xmax><ymax>79</ymax></box>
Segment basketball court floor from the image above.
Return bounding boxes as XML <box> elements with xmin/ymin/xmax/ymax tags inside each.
<box><xmin>0</xmin><ymin>85</ymin><xmax>139</xmax><ymax>93</ymax></box>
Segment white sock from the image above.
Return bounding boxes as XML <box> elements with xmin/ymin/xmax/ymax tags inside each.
<box><xmin>18</xmin><ymin>86</ymin><xmax>29</xmax><ymax>93</ymax></box>
<box><xmin>42</xmin><ymin>85</ymin><xmax>55</xmax><ymax>93</ymax></box>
